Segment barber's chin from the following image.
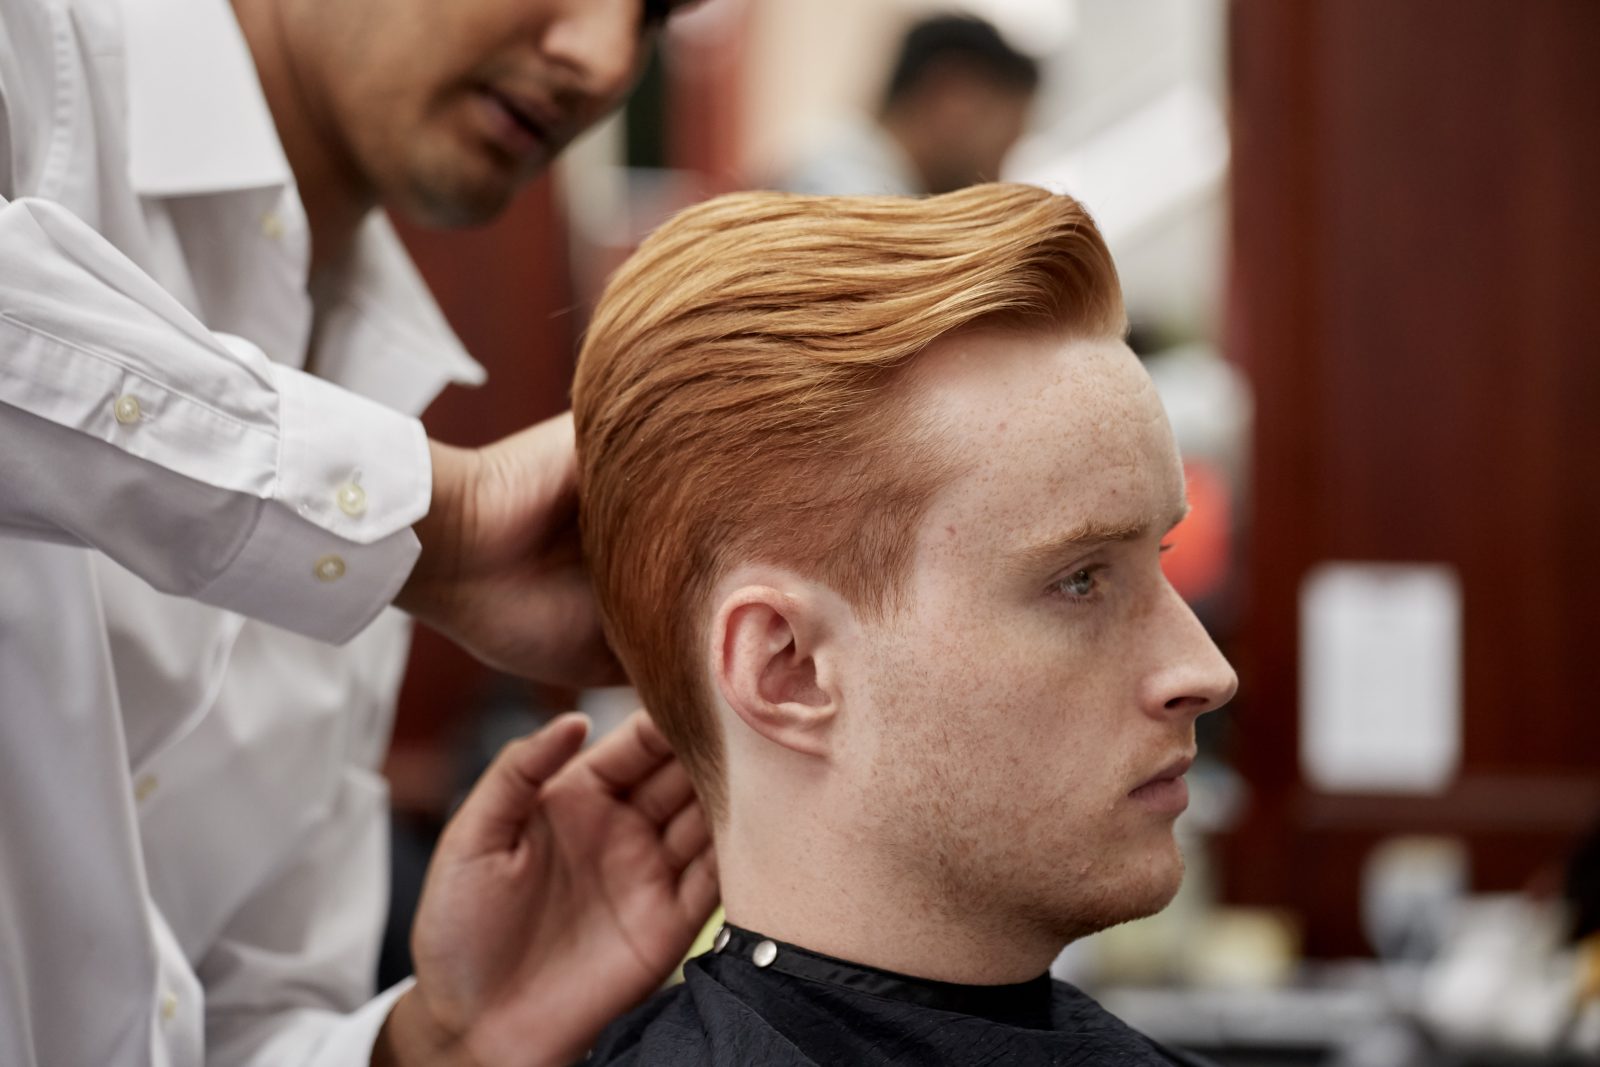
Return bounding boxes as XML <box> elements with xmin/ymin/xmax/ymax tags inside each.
<box><xmin>390</xmin><ymin>154</ymin><xmax>521</xmax><ymax>229</ymax></box>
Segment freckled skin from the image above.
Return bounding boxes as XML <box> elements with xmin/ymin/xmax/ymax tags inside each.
<box><xmin>834</xmin><ymin>327</ymin><xmax>1237</xmax><ymax>949</ymax></box>
<box><xmin>714</xmin><ymin>324</ymin><xmax>1238</xmax><ymax>983</ymax></box>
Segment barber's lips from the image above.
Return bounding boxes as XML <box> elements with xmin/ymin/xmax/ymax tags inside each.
<box><xmin>474</xmin><ymin>87</ymin><xmax>553</xmax><ymax>162</ymax></box>
<box><xmin>1128</xmin><ymin>754</ymin><xmax>1194</xmax><ymax>816</ymax></box>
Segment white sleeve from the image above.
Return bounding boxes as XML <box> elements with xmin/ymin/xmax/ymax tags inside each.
<box><xmin>199</xmin><ymin>762</ymin><xmax>412</xmax><ymax>1067</ymax></box>
<box><xmin>0</xmin><ymin>190</ymin><xmax>432</xmax><ymax>644</ymax></box>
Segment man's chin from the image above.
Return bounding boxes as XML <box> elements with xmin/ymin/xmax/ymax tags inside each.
<box><xmin>390</xmin><ymin>163</ymin><xmax>522</xmax><ymax>230</ymax></box>
<box><xmin>1041</xmin><ymin>848</ymin><xmax>1186</xmax><ymax>943</ymax></box>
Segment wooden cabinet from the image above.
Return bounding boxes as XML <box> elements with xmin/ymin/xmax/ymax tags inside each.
<box><xmin>1225</xmin><ymin>0</ymin><xmax>1600</xmax><ymax>956</ymax></box>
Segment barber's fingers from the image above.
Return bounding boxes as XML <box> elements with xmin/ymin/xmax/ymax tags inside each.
<box><xmin>661</xmin><ymin>800</ymin><xmax>711</xmax><ymax>874</ymax></box>
<box><xmin>450</xmin><ymin>713</ymin><xmax>591</xmax><ymax>855</ymax></box>
<box><xmin>630</xmin><ymin>759</ymin><xmax>697</xmax><ymax>828</ymax></box>
<box><xmin>571</xmin><ymin>709</ymin><xmax>675</xmax><ymax>794</ymax></box>
<box><xmin>676</xmin><ymin>844</ymin><xmax>720</xmax><ymax>924</ymax></box>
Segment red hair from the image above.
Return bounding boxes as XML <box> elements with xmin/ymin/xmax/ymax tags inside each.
<box><xmin>573</xmin><ymin>183</ymin><xmax>1123</xmax><ymax>816</ymax></box>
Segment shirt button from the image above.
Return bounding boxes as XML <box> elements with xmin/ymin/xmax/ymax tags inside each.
<box><xmin>336</xmin><ymin>482</ymin><xmax>367</xmax><ymax>517</ymax></box>
<box><xmin>134</xmin><ymin>774</ymin><xmax>159</xmax><ymax>802</ymax></box>
<box><xmin>159</xmin><ymin>992</ymin><xmax>178</xmax><ymax>1022</ymax></box>
<box><xmin>260</xmin><ymin>211</ymin><xmax>285</xmax><ymax>240</ymax></box>
<box><xmin>314</xmin><ymin>555</ymin><xmax>346</xmax><ymax>582</ymax></box>
<box><xmin>113</xmin><ymin>395</ymin><xmax>142</xmax><ymax>424</ymax></box>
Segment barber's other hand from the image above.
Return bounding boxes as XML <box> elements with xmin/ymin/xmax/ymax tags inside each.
<box><xmin>397</xmin><ymin>411</ymin><xmax>621</xmax><ymax>686</ymax></box>
<box><xmin>376</xmin><ymin>711</ymin><xmax>719</xmax><ymax>1067</ymax></box>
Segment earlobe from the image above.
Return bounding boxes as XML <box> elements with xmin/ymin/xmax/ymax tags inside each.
<box><xmin>714</xmin><ymin>586</ymin><xmax>838</xmax><ymax>759</ymax></box>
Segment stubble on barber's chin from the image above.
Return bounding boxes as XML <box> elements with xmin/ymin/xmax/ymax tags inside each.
<box><xmin>373</xmin><ymin>119</ymin><xmax>529</xmax><ymax>229</ymax></box>
<box><xmin>392</xmin><ymin>163</ymin><xmax>517</xmax><ymax>229</ymax></box>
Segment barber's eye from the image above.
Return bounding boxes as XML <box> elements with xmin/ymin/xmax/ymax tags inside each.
<box><xmin>1056</xmin><ymin>568</ymin><xmax>1099</xmax><ymax>599</ymax></box>
<box><xmin>642</xmin><ymin>0</ymin><xmax>674</xmax><ymax>24</ymax></box>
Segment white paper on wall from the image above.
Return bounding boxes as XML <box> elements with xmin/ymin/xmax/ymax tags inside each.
<box><xmin>1299</xmin><ymin>563</ymin><xmax>1463</xmax><ymax>794</ymax></box>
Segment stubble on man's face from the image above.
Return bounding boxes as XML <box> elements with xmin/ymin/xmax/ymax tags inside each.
<box><xmin>844</xmin><ymin>326</ymin><xmax>1234</xmax><ymax>948</ymax></box>
<box><xmin>291</xmin><ymin>0</ymin><xmax>656</xmax><ymax>226</ymax></box>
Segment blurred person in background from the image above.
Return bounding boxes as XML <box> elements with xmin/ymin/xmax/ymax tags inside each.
<box><xmin>0</xmin><ymin>0</ymin><xmax>717</xmax><ymax>1065</ymax></box>
<box><xmin>781</xmin><ymin>12</ymin><xmax>1039</xmax><ymax>197</ymax></box>
<box><xmin>571</xmin><ymin>184</ymin><xmax>1233</xmax><ymax>1065</ymax></box>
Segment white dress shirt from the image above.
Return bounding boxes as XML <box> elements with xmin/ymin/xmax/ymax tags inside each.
<box><xmin>0</xmin><ymin>0</ymin><xmax>485</xmax><ymax>1063</ymax></box>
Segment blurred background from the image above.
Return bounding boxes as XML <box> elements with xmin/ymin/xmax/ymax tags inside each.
<box><xmin>382</xmin><ymin>1</ymin><xmax>1600</xmax><ymax>1063</ymax></box>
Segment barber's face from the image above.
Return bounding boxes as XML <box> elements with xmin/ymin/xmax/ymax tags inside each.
<box><xmin>843</xmin><ymin>326</ymin><xmax>1236</xmax><ymax>943</ymax></box>
<box><xmin>924</xmin><ymin>81</ymin><xmax>1033</xmax><ymax>194</ymax></box>
<box><xmin>299</xmin><ymin>0</ymin><xmax>679</xmax><ymax>225</ymax></box>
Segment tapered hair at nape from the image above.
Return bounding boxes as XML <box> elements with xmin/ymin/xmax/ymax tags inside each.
<box><xmin>573</xmin><ymin>183</ymin><xmax>1124</xmax><ymax>818</ymax></box>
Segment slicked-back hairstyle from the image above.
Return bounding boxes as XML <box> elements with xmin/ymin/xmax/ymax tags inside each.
<box><xmin>573</xmin><ymin>183</ymin><xmax>1123</xmax><ymax>817</ymax></box>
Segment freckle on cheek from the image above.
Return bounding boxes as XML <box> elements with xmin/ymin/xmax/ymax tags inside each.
<box><xmin>945</xmin><ymin>525</ymin><xmax>957</xmax><ymax>539</ymax></box>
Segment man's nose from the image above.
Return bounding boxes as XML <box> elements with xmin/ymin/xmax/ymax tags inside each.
<box><xmin>1139</xmin><ymin>585</ymin><xmax>1239</xmax><ymax>721</ymax></box>
<box><xmin>541</xmin><ymin>0</ymin><xmax>643</xmax><ymax>102</ymax></box>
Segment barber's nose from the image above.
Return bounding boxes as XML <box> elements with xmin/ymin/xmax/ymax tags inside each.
<box><xmin>542</xmin><ymin>0</ymin><xmax>643</xmax><ymax>101</ymax></box>
<box><xmin>1139</xmin><ymin>587</ymin><xmax>1238</xmax><ymax>720</ymax></box>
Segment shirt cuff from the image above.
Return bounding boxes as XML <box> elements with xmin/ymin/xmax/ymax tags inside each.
<box><xmin>194</xmin><ymin>363</ymin><xmax>432</xmax><ymax>644</ymax></box>
<box><xmin>308</xmin><ymin>978</ymin><xmax>415</xmax><ymax>1067</ymax></box>
<box><xmin>196</xmin><ymin>502</ymin><xmax>421</xmax><ymax>644</ymax></box>
<box><xmin>272</xmin><ymin>362</ymin><xmax>433</xmax><ymax>545</ymax></box>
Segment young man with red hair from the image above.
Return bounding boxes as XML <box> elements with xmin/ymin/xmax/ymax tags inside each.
<box><xmin>572</xmin><ymin>184</ymin><xmax>1236</xmax><ymax>1064</ymax></box>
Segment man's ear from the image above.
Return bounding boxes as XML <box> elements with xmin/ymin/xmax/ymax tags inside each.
<box><xmin>712</xmin><ymin>584</ymin><xmax>840</xmax><ymax>758</ymax></box>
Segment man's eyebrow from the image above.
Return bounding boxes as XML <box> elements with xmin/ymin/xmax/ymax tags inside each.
<box><xmin>1007</xmin><ymin>504</ymin><xmax>1191</xmax><ymax>577</ymax></box>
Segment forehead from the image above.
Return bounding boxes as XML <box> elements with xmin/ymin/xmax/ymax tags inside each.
<box><xmin>904</xmin><ymin>326</ymin><xmax>1182</xmax><ymax>553</ymax></box>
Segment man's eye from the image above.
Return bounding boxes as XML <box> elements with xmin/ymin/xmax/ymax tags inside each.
<box><xmin>1054</xmin><ymin>568</ymin><xmax>1099</xmax><ymax>599</ymax></box>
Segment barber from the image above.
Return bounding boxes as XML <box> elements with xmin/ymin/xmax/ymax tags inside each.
<box><xmin>0</xmin><ymin>0</ymin><xmax>711</xmax><ymax>1064</ymax></box>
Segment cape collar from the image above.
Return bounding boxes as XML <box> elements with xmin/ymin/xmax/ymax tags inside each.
<box><xmin>713</xmin><ymin>923</ymin><xmax>1056</xmax><ymax>1030</ymax></box>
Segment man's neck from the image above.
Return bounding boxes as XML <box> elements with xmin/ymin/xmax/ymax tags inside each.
<box><xmin>231</xmin><ymin>0</ymin><xmax>372</xmax><ymax>271</ymax></box>
<box><xmin>716</xmin><ymin>801</ymin><xmax>1063</xmax><ymax>986</ymax></box>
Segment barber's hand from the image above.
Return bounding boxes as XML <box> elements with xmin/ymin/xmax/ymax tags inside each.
<box><xmin>397</xmin><ymin>411</ymin><xmax>621</xmax><ymax>686</ymax></box>
<box><xmin>376</xmin><ymin>711</ymin><xmax>719</xmax><ymax>1067</ymax></box>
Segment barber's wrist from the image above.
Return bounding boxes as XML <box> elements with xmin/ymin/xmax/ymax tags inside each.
<box><xmin>395</xmin><ymin>439</ymin><xmax>479</xmax><ymax>617</ymax></box>
<box><xmin>372</xmin><ymin>987</ymin><xmax>481</xmax><ymax>1067</ymax></box>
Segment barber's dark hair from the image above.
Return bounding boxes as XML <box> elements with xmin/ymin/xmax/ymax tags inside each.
<box><xmin>883</xmin><ymin>13</ymin><xmax>1041</xmax><ymax>108</ymax></box>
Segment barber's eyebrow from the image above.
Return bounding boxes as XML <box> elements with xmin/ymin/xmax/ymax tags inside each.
<box><xmin>1008</xmin><ymin>503</ymin><xmax>1191</xmax><ymax>577</ymax></box>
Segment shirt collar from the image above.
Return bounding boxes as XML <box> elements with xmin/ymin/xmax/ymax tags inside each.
<box><xmin>122</xmin><ymin>0</ymin><xmax>293</xmax><ymax>196</ymax></box>
<box><xmin>320</xmin><ymin>212</ymin><xmax>489</xmax><ymax>407</ymax></box>
<box><xmin>121</xmin><ymin>0</ymin><xmax>485</xmax><ymax>403</ymax></box>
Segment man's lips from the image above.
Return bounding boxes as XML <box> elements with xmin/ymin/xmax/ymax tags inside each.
<box><xmin>1128</xmin><ymin>753</ymin><xmax>1195</xmax><ymax>815</ymax></box>
<box><xmin>1131</xmin><ymin>753</ymin><xmax>1196</xmax><ymax>793</ymax></box>
<box><xmin>475</xmin><ymin>86</ymin><xmax>557</xmax><ymax>161</ymax></box>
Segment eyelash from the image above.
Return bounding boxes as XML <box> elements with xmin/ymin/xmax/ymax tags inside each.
<box><xmin>1049</xmin><ymin>544</ymin><xmax>1174</xmax><ymax>604</ymax></box>
<box><xmin>1050</xmin><ymin>565</ymin><xmax>1105</xmax><ymax>602</ymax></box>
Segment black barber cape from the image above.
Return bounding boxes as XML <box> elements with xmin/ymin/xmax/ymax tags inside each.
<box><xmin>584</xmin><ymin>926</ymin><xmax>1212</xmax><ymax>1066</ymax></box>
